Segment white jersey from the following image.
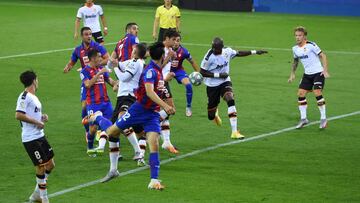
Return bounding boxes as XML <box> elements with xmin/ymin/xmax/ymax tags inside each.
<box><xmin>292</xmin><ymin>41</ymin><xmax>323</xmax><ymax>75</ymax></box>
<box><xmin>16</xmin><ymin>91</ymin><xmax>44</xmax><ymax>143</ymax></box>
<box><xmin>76</xmin><ymin>4</ymin><xmax>104</xmax><ymax>33</ymax></box>
<box><xmin>162</xmin><ymin>47</ymin><xmax>172</xmax><ymax>79</ymax></box>
<box><xmin>200</xmin><ymin>47</ymin><xmax>237</xmax><ymax>87</ymax></box>
<box><xmin>115</xmin><ymin>59</ymin><xmax>145</xmax><ymax>97</ymax></box>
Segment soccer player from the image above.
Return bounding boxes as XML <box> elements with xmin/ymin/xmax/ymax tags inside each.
<box><xmin>81</xmin><ymin>49</ymin><xmax>116</xmax><ymax>155</ymax></box>
<box><xmin>74</xmin><ymin>0</ymin><xmax>108</xmax><ymax>44</ymax></box>
<box><xmin>112</xmin><ymin>43</ymin><xmax>148</xmax><ymax>165</ymax></box>
<box><xmin>64</xmin><ymin>26</ymin><xmax>109</xmax><ymax>150</ymax></box>
<box><xmin>288</xmin><ymin>26</ymin><xmax>330</xmax><ymax>129</ymax></box>
<box><xmin>200</xmin><ymin>37</ymin><xmax>267</xmax><ymax>139</ymax></box>
<box><xmin>152</xmin><ymin>0</ymin><xmax>181</xmax><ymax>42</ymax></box>
<box><xmin>84</xmin><ymin>42</ymin><xmax>175</xmax><ymax>190</ymax></box>
<box><xmin>16</xmin><ymin>71</ymin><xmax>55</xmax><ymax>203</ymax></box>
<box><xmin>170</xmin><ymin>34</ymin><xmax>200</xmax><ymax>116</ymax></box>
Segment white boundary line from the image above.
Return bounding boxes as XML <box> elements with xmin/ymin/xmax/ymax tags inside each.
<box><xmin>2</xmin><ymin>41</ymin><xmax>360</xmax><ymax>60</ymax></box>
<box><xmin>47</xmin><ymin>110</ymin><xmax>360</xmax><ymax>199</ymax></box>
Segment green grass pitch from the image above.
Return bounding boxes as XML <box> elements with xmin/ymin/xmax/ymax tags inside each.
<box><xmin>0</xmin><ymin>1</ymin><xmax>359</xmax><ymax>202</ymax></box>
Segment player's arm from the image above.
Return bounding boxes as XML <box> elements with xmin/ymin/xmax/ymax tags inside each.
<box><xmin>83</xmin><ymin>68</ymin><xmax>109</xmax><ymax>88</ymax></box>
<box><xmin>100</xmin><ymin>15</ymin><xmax>108</xmax><ymax>36</ymax></box>
<box><xmin>319</xmin><ymin>52</ymin><xmax>330</xmax><ymax>78</ymax></box>
<box><xmin>74</xmin><ymin>17</ymin><xmax>81</xmax><ymax>40</ymax></box>
<box><xmin>235</xmin><ymin>50</ymin><xmax>268</xmax><ymax>57</ymax></box>
<box><xmin>188</xmin><ymin>58</ymin><xmax>200</xmax><ymax>72</ymax></box>
<box><xmin>176</xmin><ymin>17</ymin><xmax>181</xmax><ymax>33</ymax></box>
<box><xmin>64</xmin><ymin>60</ymin><xmax>76</xmax><ymax>73</ymax></box>
<box><xmin>15</xmin><ymin>112</ymin><xmax>44</xmax><ymax>129</ymax></box>
<box><xmin>145</xmin><ymin>83</ymin><xmax>175</xmax><ymax>115</ymax></box>
<box><xmin>288</xmin><ymin>58</ymin><xmax>299</xmax><ymax>83</ymax></box>
<box><xmin>106</xmin><ymin>77</ymin><xmax>117</xmax><ymax>87</ymax></box>
<box><xmin>114</xmin><ymin>67</ymin><xmax>132</xmax><ymax>82</ymax></box>
<box><xmin>152</xmin><ymin>17</ymin><xmax>160</xmax><ymax>41</ymax></box>
<box><xmin>100</xmin><ymin>53</ymin><xmax>110</xmax><ymax>66</ymax></box>
<box><xmin>200</xmin><ymin>69</ymin><xmax>228</xmax><ymax>79</ymax></box>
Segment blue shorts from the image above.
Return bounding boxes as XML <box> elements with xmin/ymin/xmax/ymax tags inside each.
<box><xmin>115</xmin><ymin>102</ymin><xmax>160</xmax><ymax>133</ymax></box>
<box><xmin>80</xmin><ymin>83</ymin><xmax>86</xmax><ymax>102</ymax></box>
<box><xmin>171</xmin><ymin>69</ymin><xmax>188</xmax><ymax>84</ymax></box>
<box><xmin>87</xmin><ymin>102</ymin><xmax>113</xmax><ymax>125</ymax></box>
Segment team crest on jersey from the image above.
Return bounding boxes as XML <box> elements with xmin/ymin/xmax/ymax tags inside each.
<box><xmin>20</xmin><ymin>101</ymin><xmax>25</xmax><ymax>109</ymax></box>
<box><xmin>146</xmin><ymin>70</ymin><xmax>153</xmax><ymax>79</ymax></box>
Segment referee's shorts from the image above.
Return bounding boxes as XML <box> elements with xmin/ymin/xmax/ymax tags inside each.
<box><xmin>158</xmin><ymin>28</ymin><xmax>177</xmax><ymax>42</ymax></box>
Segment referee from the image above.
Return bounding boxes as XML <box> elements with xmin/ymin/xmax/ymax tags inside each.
<box><xmin>152</xmin><ymin>0</ymin><xmax>181</xmax><ymax>42</ymax></box>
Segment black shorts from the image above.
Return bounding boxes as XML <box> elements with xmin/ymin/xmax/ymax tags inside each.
<box><xmin>299</xmin><ymin>73</ymin><xmax>325</xmax><ymax>91</ymax></box>
<box><xmin>206</xmin><ymin>81</ymin><xmax>233</xmax><ymax>109</ymax></box>
<box><xmin>158</xmin><ymin>28</ymin><xmax>176</xmax><ymax>42</ymax></box>
<box><xmin>23</xmin><ymin>136</ymin><xmax>54</xmax><ymax>166</ymax></box>
<box><xmin>92</xmin><ymin>31</ymin><xmax>104</xmax><ymax>43</ymax></box>
<box><xmin>111</xmin><ymin>95</ymin><xmax>136</xmax><ymax>123</ymax></box>
<box><xmin>111</xmin><ymin>95</ymin><xmax>144</xmax><ymax>133</ymax></box>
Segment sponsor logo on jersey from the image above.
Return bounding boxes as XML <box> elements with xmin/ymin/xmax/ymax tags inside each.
<box><xmin>85</xmin><ymin>14</ymin><xmax>97</xmax><ymax>19</ymax></box>
<box><xmin>299</xmin><ymin>55</ymin><xmax>309</xmax><ymax>59</ymax></box>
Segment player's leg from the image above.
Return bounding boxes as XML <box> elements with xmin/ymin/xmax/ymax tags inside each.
<box><xmin>313</xmin><ymin>73</ymin><xmax>327</xmax><ymax>128</ymax></box>
<box><xmin>134</xmin><ymin>126</ymin><xmax>146</xmax><ymax>166</ymax></box>
<box><xmin>85</xmin><ymin>104</ymin><xmax>98</xmax><ymax>156</ymax></box>
<box><xmin>296</xmin><ymin>74</ymin><xmax>312</xmax><ymax>128</ymax></box>
<box><xmin>221</xmin><ymin>82</ymin><xmax>244</xmax><ymax>139</ymax></box>
<box><xmin>207</xmin><ymin>85</ymin><xmax>222</xmax><ymax>126</ymax></box>
<box><xmin>92</xmin><ymin>31</ymin><xmax>104</xmax><ymax>45</ymax></box>
<box><xmin>96</xmin><ymin>102</ymin><xmax>114</xmax><ymax>154</ymax></box>
<box><xmin>178</xmin><ymin>70</ymin><xmax>193</xmax><ymax>117</ymax></box>
<box><xmin>81</xmin><ymin>85</ymin><xmax>90</xmax><ymax>142</ymax></box>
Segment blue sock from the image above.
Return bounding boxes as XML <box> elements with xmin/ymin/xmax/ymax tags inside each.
<box><xmin>95</xmin><ymin>116</ymin><xmax>112</xmax><ymax>131</ymax></box>
<box><xmin>87</xmin><ymin>133</ymin><xmax>95</xmax><ymax>149</ymax></box>
<box><xmin>185</xmin><ymin>83</ymin><xmax>193</xmax><ymax>108</ymax></box>
<box><xmin>82</xmin><ymin>108</ymin><xmax>89</xmax><ymax>133</ymax></box>
<box><xmin>149</xmin><ymin>152</ymin><xmax>160</xmax><ymax>179</ymax></box>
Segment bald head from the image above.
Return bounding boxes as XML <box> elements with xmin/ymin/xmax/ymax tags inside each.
<box><xmin>212</xmin><ymin>37</ymin><xmax>224</xmax><ymax>55</ymax></box>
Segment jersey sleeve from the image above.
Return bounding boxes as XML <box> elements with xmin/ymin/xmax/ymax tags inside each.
<box><xmin>292</xmin><ymin>47</ymin><xmax>298</xmax><ymax>59</ymax></box>
<box><xmin>132</xmin><ymin>36</ymin><xmax>139</xmax><ymax>45</ymax></box>
<box><xmin>71</xmin><ymin>48</ymin><xmax>78</xmax><ymax>63</ymax></box>
<box><xmin>76</xmin><ymin>8</ymin><xmax>82</xmax><ymax>19</ymax></box>
<box><xmin>155</xmin><ymin>7</ymin><xmax>160</xmax><ymax>18</ymax></box>
<box><xmin>311</xmin><ymin>43</ymin><xmax>322</xmax><ymax>55</ymax></box>
<box><xmin>175</xmin><ymin>7</ymin><xmax>181</xmax><ymax>17</ymax></box>
<box><xmin>201</xmin><ymin>50</ymin><xmax>212</xmax><ymax>70</ymax></box>
<box><xmin>144</xmin><ymin>69</ymin><xmax>157</xmax><ymax>84</ymax></box>
<box><xmin>16</xmin><ymin>94</ymin><xmax>28</xmax><ymax>114</ymax></box>
<box><xmin>80</xmin><ymin>69</ymin><xmax>91</xmax><ymax>82</ymax></box>
<box><xmin>103</xmin><ymin>71</ymin><xmax>109</xmax><ymax>82</ymax></box>
<box><xmin>226</xmin><ymin>47</ymin><xmax>237</xmax><ymax>59</ymax></box>
<box><xmin>98</xmin><ymin>5</ymin><xmax>104</xmax><ymax>16</ymax></box>
<box><xmin>125</xmin><ymin>61</ymin><xmax>139</xmax><ymax>76</ymax></box>
<box><xmin>183</xmin><ymin>48</ymin><xmax>192</xmax><ymax>61</ymax></box>
<box><xmin>98</xmin><ymin>44</ymin><xmax>107</xmax><ymax>56</ymax></box>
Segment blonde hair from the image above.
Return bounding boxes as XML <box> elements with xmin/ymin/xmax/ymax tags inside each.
<box><xmin>294</xmin><ymin>26</ymin><xmax>307</xmax><ymax>36</ymax></box>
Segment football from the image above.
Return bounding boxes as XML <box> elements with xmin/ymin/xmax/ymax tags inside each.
<box><xmin>189</xmin><ymin>72</ymin><xmax>203</xmax><ymax>86</ymax></box>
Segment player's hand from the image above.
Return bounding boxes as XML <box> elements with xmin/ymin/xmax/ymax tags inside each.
<box><xmin>288</xmin><ymin>73</ymin><xmax>295</xmax><ymax>83</ymax></box>
<box><xmin>321</xmin><ymin>71</ymin><xmax>330</xmax><ymax>78</ymax></box>
<box><xmin>36</xmin><ymin>121</ymin><xmax>45</xmax><ymax>129</ymax></box>
<box><xmin>164</xmin><ymin>104</ymin><xmax>175</xmax><ymax>115</ymax></box>
<box><xmin>110</xmin><ymin>58</ymin><xmax>118</xmax><ymax>67</ymax></box>
<box><xmin>99</xmin><ymin>68</ymin><xmax>109</xmax><ymax>74</ymax></box>
<box><xmin>113</xmin><ymin>84</ymin><xmax>119</xmax><ymax>92</ymax></box>
<box><xmin>41</xmin><ymin>114</ymin><xmax>49</xmax><ymax>122</ymax></box>
<box><xmin>74</xmin><ymin>33</ymin><xmax>79</xmax><ymax>40</ymax></box>
<box><xmin>63</xmin><ymin>66</ymin><xmax>71</xmax><ymax>73</ymax></box>
<box><xmin>219</xmin><ymin>73</ymin><xmax>229</xmax><ymax>78</ymax></box>
<box><xmin>256</xmin><ymin>50</ymin><xmax>268</xmax><ymax>55</ymax></box>
<box><xmin>152</xmin><ymin>32</ymin><xmax>157</xmax><ymax>41</ymax></box>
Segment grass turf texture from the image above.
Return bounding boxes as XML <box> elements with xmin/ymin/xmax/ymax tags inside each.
<box><xmin>0</xmin><ymin>1</ymin><xmax>359</xmax><ymax>202</ymax></box>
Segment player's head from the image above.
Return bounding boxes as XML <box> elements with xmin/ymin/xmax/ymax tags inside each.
<box><xmin>20</xmin><ymin>70</ymin><xmax>38</xmax><ymax>89</ymax></box>
<box><xmin>163</xmin><ymin>30</ymin><xmax>179</xmax><ymax>47</ymax></box>
<box><xmin>174</xmin><ymin>34</ymin><xmax>182</xmax><ymax>50</ymax></box>
<box><xmin>81</xmin><ymin>27</ymin><xmax>92</xmax><ymax>44</ymax></box>
<box><xmin>85</xmin><ymin>0</ymin><xmax>93</xmax><ymax>4</ymax></box>
<box><xmin>125</xmin><ymin>22</ymin><xmax>139</xmax><ymax>36</ymax></box>
<box><xmin>212</xmin><ymin>37</ymin><xmax>224</xmax><ymax>55</ymax></box>
<box><xmin>149</xmin><ymin>42</ymin><xmax>165</xmax><ymax>61</ymax></box>
<box><xmin>133</xmin><ymin>43</ymin><xmax>147</xmax><ymax>59</ymax></box>
<box><xmin>294</xmin><ymin>26</ymin><xmax>307</xmax><ymax>45</ymax></box>
<box><xmin>164</xmin><ymin>0</ymin><xmax>172</xmax><ymax>5</ymax></box>
<box><xmin>88</xmin><ymin>49</ymin><xmax>101</xmax><ymax>66</ymax></box>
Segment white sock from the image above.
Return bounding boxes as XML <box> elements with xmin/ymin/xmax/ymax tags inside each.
<box><xmin>159</xmin><ymin>110</ymin><xmax>168</xmax><ymax>121</ymax></box>
<box><xmin>109</xmin><ymin>141</ymin><xmax>119</xmax><ymax>171</ymax></box>
<box><xmin>160</xmin><ymin>120</ymin><xmax>171</xmax><ymax>144</ymax></box>
<box><xmin>318</xmin><ymin>104</ymin><xmax>326</xmax><ymax>119</ymax></box>
<box><xmin>298</xmin><ymin>105</ymin><xmax>307</xmax><ymax>119</ymax></box>
<box><xmin>127</xmin><ymin>132</ymin><xmax>141</xmax><ymax>153</ymax></box>
<box><xmin>98</xmin><ymin>131</ymin><xmax>107</xmax><ymax>149</ymax></box>
<box><xmin>228</xmin><ymin>106</ymin><xmax>238</xmax><ymax>132</ymax></box>
<box><xmin>139</xmin><ymin>139</ymin><xmax>147</xmax><ymax>155</ymax></box>
<box><xmin>36</xmin><ymin>176</ymin><xmax>47</xmax><ymax>198</ymax></box>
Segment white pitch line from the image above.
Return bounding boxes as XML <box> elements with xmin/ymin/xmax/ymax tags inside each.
<box><xmin>47</xmin><ymin>110</ymin><xmax>360</xmax><ymax>199</ymax></box>
<box><xmin>2</xmin><ymin>41</ymin><xmax>360</xmax><ymax>60</ymax></box>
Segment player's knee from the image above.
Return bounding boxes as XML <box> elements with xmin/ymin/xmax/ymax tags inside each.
<box><xmin>223</xmin><ymin>92</ymin><xmax>234</xmax><ymax>106</ymax></box>
<box><xmin>208</xmin><ymin>108</ymin><xmax>216</xmax><ymax>120</ymax></box>
<box><xmin>297</xmin><ymin>89</ymin><xmax>307</xmax><ymax>97</ymax></box>
<box><xmin>46</xmin><ymin>159</ymin><xmax>55</xmax><ymax>171</ymax></box>
<box><xmin>89</xmin><ymin>126</ymin><xmax>97</xmax><ymax>135</ymax></box>
<box><xmin>313</xmin><ymin>89</ymin><xmax>322</xmax><ymax>96</ymax></box>
<box><xmin>316</xmin><ymin>95</ymin><xmax>325</xmax><ymax>106</ymax></box>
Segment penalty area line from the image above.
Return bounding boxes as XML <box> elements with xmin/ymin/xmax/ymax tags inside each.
<box><xmin>47</xmin><ymin>110</ymin><xmax>360</xmax><ymax>199</ymax></box>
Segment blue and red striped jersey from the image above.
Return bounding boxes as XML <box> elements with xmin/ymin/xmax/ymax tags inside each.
<box><xmin>80</xmin><ymin>65</ymin><xmax>110</xmax><ymax>105</ymax></box>
<box><xmin>71</xmin><ymin>41</ymin><xmax>107</xmax><ymax>69</ymax></box>
<box><xmin>170</xmin><ymin>45</ymin><xmax>192</xmax><ymax>71</ymax></box>
<box><xmin>114</xmin><ymin>33</ymin><xmax>139</xmax><ymax>62</ymax></box>
<box><xmin>135</xmin><ymin>60</ymin><xmax>165</xmax><ymax>111</ymax></box>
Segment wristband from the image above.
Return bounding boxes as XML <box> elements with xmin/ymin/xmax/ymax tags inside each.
<box><xmin>214</xmin><ymin>73</ymin><xmax>220</xmax><ymax>78</ymax></box>
<box><xmin>104</xmin><ymin>27</ymin><xmax>108</xmax><ymax>30</ymax></box>
<box><xmin>251</xmin><ymin>50</ymin><xmax>257</xmax><ymax>55</ymax></box>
